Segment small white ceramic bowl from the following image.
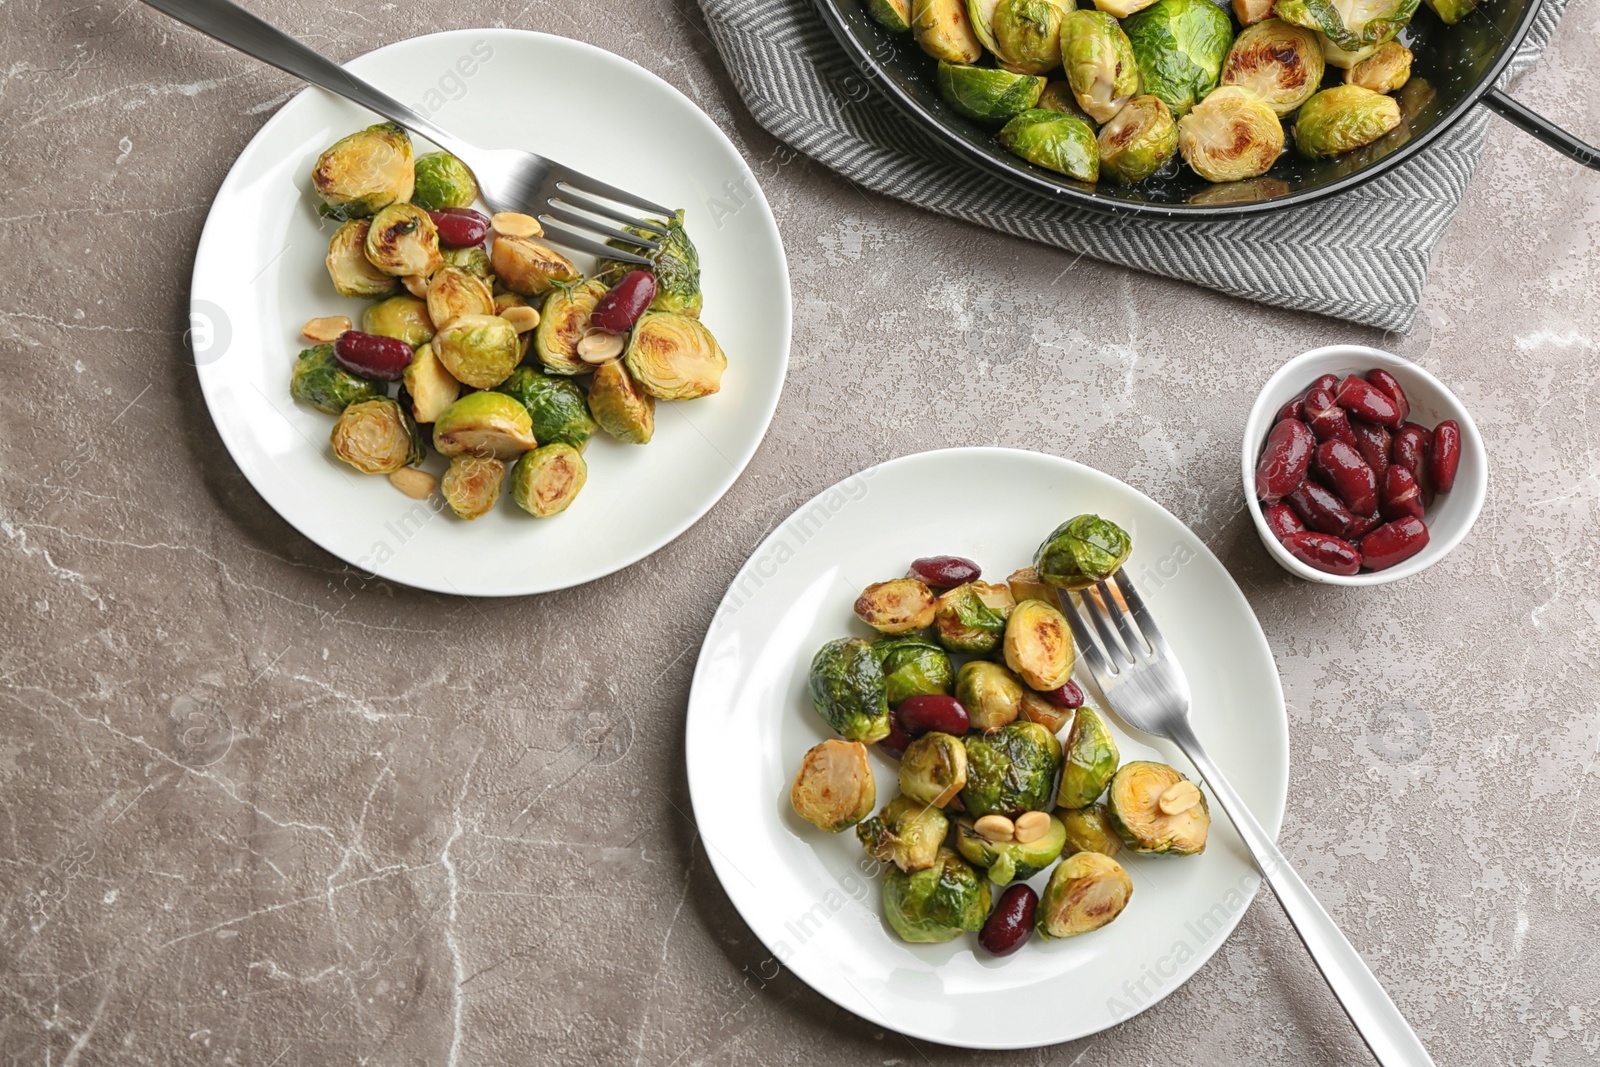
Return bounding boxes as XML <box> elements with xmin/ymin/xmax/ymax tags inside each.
<box><xmin>1241</xmin><ymin>344</ymin><xmax>1487</xmax><ymax>586</ymax></box>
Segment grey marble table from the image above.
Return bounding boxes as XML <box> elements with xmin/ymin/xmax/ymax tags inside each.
<box><xmin>3</xmin><ymin>1</ymin><xmax>1598</xmax><ymax>1064</ymax></box>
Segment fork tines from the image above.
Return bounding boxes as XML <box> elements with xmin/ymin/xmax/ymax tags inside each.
<box><xmin>1056</xmin><ymin>571</ymin><xmax>1170</xmax><ymax>682</ymax></box>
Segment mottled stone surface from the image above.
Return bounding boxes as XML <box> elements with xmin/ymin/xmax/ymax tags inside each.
<box><xmin>2</xmin><ymin>1</ymin><xmax>1598</xmax><ymax>1064</ymax></box>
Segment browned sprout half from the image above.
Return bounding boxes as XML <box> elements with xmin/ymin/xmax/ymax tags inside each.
<box><xmin>329</xmin><ymin>398</ymin><xmax>423</xmax><ymax>475</ymax></box>
<box><xmin>1345</xmin><ymin>40</ymin><xmax>1413</xmax><ymax>93</ymax></box>
<box><xmin>1006</xmin><ymin>566</ymin><xmax>1055</xmax><ymax>604</ymax></box>
<box><xmin>1097</xmin><ymin>95</ymin><xmax>1179</xmax><ymax>184</ymax></box>
<box><xmin>1231</xmin><ymin>0</ymin><xmax>1274</xmax><ymax>22</ymax></box>
<box><xmin>401</xmin><ymin>342</ymin><xmax>460</xmax><ymax>424</ymax></box>
<box><xmin>1059</xmin><ymin>802</ymin><xmax>1123</xmax><ymax>855</ymax></box>
<box><xmin>1177</xmin><ymin>86</ymin><xmax>1285</xmax><ymax>182</ymax></box>
<box><xmin>856</xmin><ymin>794</ymin><xmax>950</xmax><ymax>873</ymax></box>
<box><xmin>311</xmin><ymin>123</ymin><xmax>413</xmax><ymax>219</ymax></box>
<box><xmin>587</xmin><ymin>359</ymin><xmax>656</xmax><ymax>444</ymax></box>
<box><xmin>1294</xmin><ymin>84</ymin><xmax>1401</xmax><ymax>158</ymax></box>
<box><xmin>426</xmin><ymin>266</ymin><xmax>495</xmax><ymax>329</ymax></box>
<box><xmin>1106</xmin><ymin>760</ymin><xmax>1211</xmax><ymax>854</ymax></box>
<box><xmin>327</xmin><ymin>219</ymin><xmax>402</xmax><ymax>298</ymax></box>
<box><xmin>362</xmin><ymin>294</ymin><xmax>434</xmax><ymax>348</ymax></box>
<box><xmin>441</xmin><ymin>455</ymin><xmax>506</xmax><ymax>520</ymax></box>
<box><xmin>432</xmin><ymin>392</ymin><xmax>538</xmax><ymax>460</ymax></box>
<box><xmin>855</xmin><ymin>579</ymin><xmax>938</xmax><ymax>634</ymax></box>
<box><xmin>912</xmin><ymin>0</ymin><xmax>982</xmax><ymax>63</ymax></box>
<box><xmin>625</xmin><ymin>312</ymin><xmax>727</xmax><ymax>400</ymax></box>
<box><xmin>932</xmin><ymin>580</ymin><xmax>1015</xmax><ymax>654</ymax></box>
<box><xmin>1003</xmin><ymin>599</ymin><xmax>1076</xmax><ymax>690</ymax></box>
<box><xmin>790</xmin><ymin>739</ymin><xmax>877</xmax><ymax>832</ymax></box>
<box><xmin>1035</xmin><ymin>851</ymin><xmax>1133</xmax><ymax>937</ymax></box>
<box><xmin>490</xmin><ymin>235</ymin><xmax>580</xmax><ymax>296</ymax></box>
<box><xmin>1019</xmin><ymin>688</ymin><xmax>1072</xmax><ymax>733</ymax></box>
<box><xmin>954</xmin><ymin>660</ymin><xmax>1024</xmax><ymax>731</ymax></box>
<box><xmin>363</xmin><ymin>203</ymin><xmax>443</xmax><ymax>278</ymax></box>
<box><xmin>510</xmin><ymin>444</ymin><xmax>587</xmax><ymax>517</ymax></box>
<box><xmin>900</xmin><ymin>732</ymin><xmax>968</xmax><ymax>807</ymax></box>
<box><xmin>1221</xmin><ymin>20</ymin><xmax>1326</xmax><ymax>116</ymax></box>
<box><xmin>534</xmin><ymin>279</ymin><xmax>607</xmax><ymax>375</ymax></box>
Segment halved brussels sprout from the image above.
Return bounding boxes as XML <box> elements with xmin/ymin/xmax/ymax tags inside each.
<box><xmin>411</xmin><ymin>151</ymin><xmax>479</xmax><ymax>211</ymax></box>
<box><xmin>535</xmin><ymin>279</ymin><xmax>608</xmax><ymax>375</ymax></box>
<box><xmin>495</xmin><ymin>367</ymin><xmax>596</xmax><ymax>450</ymax></box>
<box><xmin>954</xmin><ymin>813</ymin><xmax>1067</xmax><ymax>885</ymax></box>
<box><xmin>1093</xmin><ymin>0</ymin><xmax>1158</xmax><ymax>16</ymax></box>
<box><xmin>809</xmin><ymin>637</ymin><xmax>892</xmax><ymax>744</ymax></box>
<box><xmin>431</xmin><ymin>391</ymin><xmax>539</xmax><ymax>460</ymax></box>
<box><xmin>362</xmin><ymin>294</ymin><xmax>434</xmax><ymax>347</ymax></box>
<box><xmin>1422</xmin><ymin>0</ymin><xmax>1475</xmax><ymax>23</ymax></box>
<box><xmin>865</xmin><ymin>0</ymin><xmax>913</xmax><ymax>32</ymax></box>
<box><xmin>1294</xmin><ymin>84</ymin><xmax>1401</xmax><ymax>158</ymax></box>
<box><xmin>363</xmin><ymin>203</ymin><xmax>443</xmax><ymax>278</ymax></box>
<box><xmin>510</xmin><ymin>443</ymin><xmax>587</xmax><ymax>517</ymax></box>
<box><xmin>291</xmin><ymin>344</ymin><xmax>382</xmax><ymax>415</ymax></box>
<box><xmin>327</xmin><ymin>219</ymin><xmax>403</xmax><ymax>298</ymax></box>
<box><xmin>1057</xmin><ymin>706</ymin><xmax>1119</xmax><ymax>807</ymax></box>
<box><xmin>1179</xmin><ymin>85</ymin><xmax>1285</xmax><ymax>181</ymax></box>
<box><xmin>961</xmin><ymin>721</ymin><xmax>1062</xmax><ymax>817</ymax></box>
<box><xmin>1318</xmin><ymin>32</ymin><xmax>1384</xmax><ymax>71</ymax></box>
<box><xmin>1097</xmin><ymin>94</ymin><xmax>1179</xmax><ymax>183</ymax></box>
<box><xmin>1034</xmin><ymin>514</ymin><xmax>1132</xmax><ymax>589</ymax></box>
<box><xmin>426</xmin><ymin>266</ymin><xmax>495</xmax><ymax>329</ymax></box>
<box><xmin>1232</xmin><ymin>0</ymin><xmax>1274</xmax><ymax>23</ymax></box>
<box><xmin>913</xmin><ymin>0</ymin><xmax>983</xmax><ymax>63</ymax></box>
<box><xmin>992</xmin><ymin>0</ymin><xmax>1069</xmax><ymax>75</ymax></box>
<box><xmin>1019</xmin><ymin>688</ymin><xmax>1072</xmax><ymax>733</ymax></box>
<box><xmin>966</xmin><ymin>0</ymin><xmax>1001</xmax><ymax>51</ymax></box>
<box><xmin>1061</xmin><ymin>10</ymin><xmax>1141</xmax><ymax>123</ymax></box>
<box><xmin>311</xmin><ymin>123</ymin><xmax>413</xmax><ymax>219</ymax></box>
<box><xmin>1122</xmin><ymin>0</ymin><xmax>1234</xmax><ymax>116</ymax></box>
<box><xmin>997</xmin><ymin>108</ymin><xmax>1099</xmax><ymax>182</ymax></box>
<box><xmin>440</xmin><ymin>244</ymin><xmax>492</xmax><ymax>279</ymax></box>
<box><xmin>857</xmin><ymin>795</ymin><xmax>950</xmax><ymax>872</ymax></box>
<box><xmin>1003</xmin><ymin>599</ymin><xmax>1076</xmax><ymax>690</ymax></box>
<box><xmin>936</xmin><ymin>62</ymin><xmax>1046</xmax><ymax>123</ymax></box>
<box><xmin>791</xmin><ymin>739</ymin><xmax>877</xmax><ymax>832</ymax></box>
<box><xmin>855</xmin><ymin>579</ymin><xmax>938</xmax><ymax>634</ymax></box>
<box><xmin>1006</xmin><ymin>566</ymin><xmax>1055</xmax><ymax>604</ymax></box>
<box><xmin>882</xmin><ymin>848</ymin><xmax>990</xmax><ymax>942</ymax></box>
<box><xmin>596</xmin><ymin>210</ymin><xmax>702</xmax><ymax>318</ymax></box>
<box><xmin>874</xmin><ymin>635</ymin><xmax>954</xmax><ymax>706</ymax></box>
<box><xmin>433</xmin><ymin>313</ymin><xmax>520</xmax><ymax>389</ymax></box>
<box><xmin>330</xmin><ymin>398</ymin><xmax>424</xmax><ymax>475</ymax></box>
<box><xmin>1106</xmin><ymin>760</ymin><xmax>1210</xmax><ymax>854</ymax></box>
<box><xmin>587</xmin><ymin>359</ymin><xmax>655</xmax><ymax>444</ymax></box>
<box><xmin>932</xmin><ymin>581</ymin><xmax>1015</xmax><ymax>654</ymax></box>
<box><xmin>491</xmin><ymin>235</ymin><xmax>580</xmax><ymax>296</ymax></box>
<box><xmin>1275</xmin><ymin>0</ymin><xmax>1418</xmax><ymax>53</ymax></box>
<box><xmin>1345</xmin><ymin>40</ymin><xmax>1412</xmax><ymax>92</ymax></box>
<box><xmin>1036</xmin><ymin>851</ymin><xmax>1132</xmax><ymax>937</ymax></box>
<box><xmin>1059</xmin><ymin>802</ymin><xmax>1122</xmax><ymax>855</ymax></box>
<box><xmin>900</xmin><ymin>732</ymin><xmax>968</xmax><ymax>807</ymax></box>
<box><xmin>955</xmin><ymin>661</ymin><xmax>1024</xmax><ymax>730</ymax></box>
<box><xmin>1221</xmin><ymin>19</ymin><xmax>1326</xmax><ymax>116</ymax></box>
<box><xmin>401</xmin><ymin>342</ymin><xmax>459</xmax><ymax>424</ymax></box>
<box><xmin>1036</xmin><ymin>80</ymin><xmax>1087</xmax><ymax>116</ymax></box>
<box><xmin>441</xmin><ymin>455</ymin><xmax>506</xmax><ymax>520</ymax></box>
<box><xmin>624</xmin><ymin>312</ymin><xmax>727</xmax><ymax>400</ymax></box>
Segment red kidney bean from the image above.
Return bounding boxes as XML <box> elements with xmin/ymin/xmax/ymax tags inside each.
<box><xmin>1310</xmin><ymin>373</ymin><xmax>1338</xmax><ymax>393</ymax></box>
<box><xmin>1430</xmin><ymin>420</ymin><xmax>1461</xmax><ymax>493</ymax></box>
<box><xmin>979</xmin><ymin>883</ymin><xmax>1037</xmax><ymax>957</ymax></box>
<box><xmin>1348</xmin><ymin>511</ymin><xmax>1383</xmax><ymax>539</ymax></box>
<box><xmin>1390</xmin><ymin>422</ymin><xmax>1434</xmax><ymax>506</ymax></box>
<box><xmin>1275</xmin><ymin>395</ymin><xmax>1305</xmax><ymax>423</ymax></box>
<box><xmin>1281</xmin><ymin>531</ymin><xmax>1361</xmax><ymax>576</ymax></box>
<box><xmin>1262</xmin><ymin>502</ymin><xmax>1305</xmax><ymax>541</ymax></box>
<box><xmin>590</xmin><ymin>270</ymin><xmax>658</xmax><ymax>333</ymax></box>
<box><xmin>1381</xmin><ymin>465</ymin><xmax>1425</xmax><ymax>521</ymax></box>
<box><xmin>1365</xmin><ymin>369</ymin><xmax>1410</xmax><ymax>425</ymax></box>
<box><xmin>1348</xmin><ymin>420</ymin><xmax>1390</xmax><ymax>483</ymax></box>
<box><xmin>880</xmin><ymin>713</ymin><xmax>913</xmax><ymax>760</ymax></box>
<box><xmin>1360</xmin><ymin>516</ymin><xmax>1430</xmax><ymax>571</ymax></box>
<box><xmin>897</xmin><ymin>694</ymin><xmax>970</xmax><ymax>736</ymax></box>
<box><xmin>1255</xmin><ymin>418</ymin><xmax>1315</xmax><ymax>501</ymax></box>
<box><xmin>1304</xmin><ymin>387</ymin><xmax>1358</xmax><ymax>450</ymax></box>
<box><xmin>333</xmin><ymin>330</ymin><xmax>412</xmax><ymax>381</ymax></box>
<box><xmin>1334</xmin><ymin>376</ymin><xmax>1402</xmax><ymax>428</ymax></box>
<box><xmin>907</xmin><ymin>556</ymin><xmax>980</xmax><ymax>587</ymax></box>
<box><xmin>1039</xmin><ymin>679</ymin><xmax>1085</xmax><ymax>709</ymax></box>
<box><xmin>1312</xmin><ymin>440</ymin><xmax>1378</xmax><ymax>517</ymax></box>
<box><xmin>428</xmin><ymin>207</ymin><xmax>490</xmax><ymax>248</ymax></box>
<box><xmin>1287</xmin><ymin>480</ymin><xmax>1355</xmax><ymax>539</ymax></box>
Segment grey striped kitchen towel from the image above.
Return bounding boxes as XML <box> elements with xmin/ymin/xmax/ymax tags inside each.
<box><xmin>696</xmin><ymin>0</ymin><xmax>1567</xmax><ymax>330</ymax></box>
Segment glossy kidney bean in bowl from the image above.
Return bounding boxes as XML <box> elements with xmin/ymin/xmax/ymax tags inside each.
<box><xmin>1241</xmin><ymin>345</ymin><xmax>1487</xmax><ymax>587</ymax></box>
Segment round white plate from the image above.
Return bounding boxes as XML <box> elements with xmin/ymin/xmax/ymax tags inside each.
<box><xmin>686</xmin><ymin>448</ymin><xmax>1288</xmax><ymax>1049</ymax></box>
<box><xmin>191</xmin><ymin>30</ymin><xmax>790</xmax><ymax>595</ymax></box>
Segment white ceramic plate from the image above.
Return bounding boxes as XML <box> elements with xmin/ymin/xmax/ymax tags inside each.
<box><xmin>686</xmin><ymin>448</ymin><xmax>1288</xmax><ymax>1049</ymax></box>
<box><xmin>190</xmin><ymin>30</ymin><xmax>790</xmax><ymax>595</ymax></box>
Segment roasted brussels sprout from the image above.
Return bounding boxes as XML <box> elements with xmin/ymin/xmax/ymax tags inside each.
<box><xmin>1345</xmin><ymin>40</ymin><xmax>1412</xmax><ymax>92</ymax></box>
<box><xmin>900</xmin><ymin>732</ymin><xmax>968</xmax><ymax>807</ymax></box>
<box><xmin>1276</xmin><ymin>0</ymin><xmax>1418</xmax><ymax>53</ymax></box>
<box><xmin>327</xmin><ymin>219</ymin><xmax>403</xmax><ymax>298</ymax></box>
<box><xmin>1294</xmin><ymin>84</ymin><xmax>1401</xmax><ymax>158</ymax></box>
<box><xmin>933</xmin><ymin>581</ymin><xmax>1015</xmax><ymax>654</ymax></box>
<box><xmin>1034</xmin><ymin>514</ymin><xmax>1132</xmax><ymax>589</ymax></box>
<box><xmin>401</xmin><ymin>342</ymin><xmax>459</xmax><ymax>424</ymax></box>
<box><xmin>535</xmin><ymin>279</ymin><xmax>608</xmax><ymax>375</ymax></box>
<box><xmin>361</xmin><ymin>294</ymin><xmax>434</xmax><ymax>347</ymax></box>
<box><xmin>1123</xmin><ymin>0</ymin><xmax>1234</xmax><ymax>116</ymax></box>
<box><xmin>967</xmin><ymin>0</ymin><xmax>1002</xmax><ymax>50</ymax></box>
<box><xmin>1057</xmin><ymin>706</ymin><xmax>1119</xmax><ymax>807</ymax></box>
<box><xmin>425</xmin><ymin>266</ymin><xmax>495</xmax><ymax>329</ymax></box>
<box><xmin>291</xmin><ymin>344</ymin><xmax>382</xmax><ymax>415</ymax></box>
<box><xmin>1106</xmin><ymin>760</ymin><xmax>1210</xmax><ymax>854</ymax></box>
<box><xmin>866</xmin><ymin>0</ymin><xmax>913</xmax><ymax>32</ymax></box>
<box><xmin>1221</xmin><ymin>19</ymin><xmax>1326</xmax><ymax>116</ymax></box>
<box><xmin>1005</xmin><ymin>566</ymin><xmax>1055</xmax><ymax>604</ymax></box>
<box><xmin>997</xmin><ymin>108</ymin><xmax>1100</xmax><ymax>182</ymax></box>
<box><xmin>1319</xmin><ymin>33</ymin><xmax>1385</xmax><ymax>71</ymax></box>
<box><xmin>961</xmin><ymin>721</ymin><xmax>1062</xmax><ymax>817</ymax></box>
<box><xmin>441</xmin><ymin>455</ymin><xmax>506</xmax><ymax>520</ymax></box>
<box><xmin>855</xmin><ymin>578</ymin><xmax>939</xmax><ymax>634</ymax></box>
<box><xmin>1036</xmin><ymin>851</ymin><xmax>1132</xmax><ymax>937</ymax></box>
<box><xmin>311</xmin><ymin>122</ymin><xmax>413</xmax><ymax>219</ymax></box>
<box><xmin>431</xmin><ymin>391</ymin><xmax>539</xmax><ymax>460</ymax></box>
<box><xmin>1061</xmin><ymin>10</ymin><xmax>1142</xmax><ymax>123</ymax></box>
<box><xmin>809</xmin><ymin>637</ymin><xmax>892</xmax><ymax>744</ymax></box>
<box><xmin>433</xmin><ymin>313</ymin><xmax>521</xmax><ymax>389</ymax></box>
<box><xmin>1422</xmin><ymin>0</ymin><xmax>1475</xmax><ymax>23</ymax></box>
<box><xmin>596</xmin><ymin>210</ymin><xmax>702</xmax><ymax>318</ymax></box>
<box><xmin>1003</xmin><ymin>599</ymin><xmax>1076</xmax><ymax>690</ymax></box>
<box><xmin>882</xmin><ymin>848</ymin><xmax>990</xmax><ymax>942</ymax></box>
<box><xmin>491</xmin><ymin>235</ymin><xmax>580</xmax><ymax>297</ymax></box>
<box><xmin>1019</xmin><ymin>688</ymin><xmax>1073</xmax><ymax>733</ymax></box>
<box><xmin>1036</xmin><ymin>80</ymin><xmax>1087</xmax><ymax>116</ymax></box>
<box><xmin>510</xmin><ymin>444</ymin><xmax>588</xmax><ymax>517</ymax></box>
<box><xmin>495</xmin><ymin>367</ymin><xmax>596</xmax><ymax>450</ymax></box>
<box><xmin>1179</xmin><ymin>86</ymin><xmax>1285</xmax><ymax>181</ymax></box>
<box><xmin>587</xmin><ymin>359</ymin><xmax>656</xmax><ymax>444</ymax></box>
<box><xmin>791</xmin><ymin>739</ymin><xmax>877</xmax><ymax>831</ymax></box>
<box><xmin>954</xmin><ymin>813</ymin><xmax>1067</xmax><ymax>885</ymax></box>
<box><xmin>440</xmin><ymin>243</ymin><xmax>492</xmax><ymax>279</ymax></box>
<box><xmin>857</xmin><ymin>795</ymin><xmax>950</xmax><ymax>872</ymax></box>
<box><xmin>330</xmin><ymin>397</ymin><xmax>424</xmax><ymax>475</ymax></box>
<box><xmin>363</xmin><ymin>203</ymin><xmax>443</xmax><ymax>278</ymax></box>
<box><xmin>913</xmin><ymin>0</ymin><xmax>983</xmax><ymax>63</ymax></box>
<box><xmin>935</xmin><ymin>62</ymin><xmax>1046</xmax><ymax>123</ymax></box>
<box><xmin>1097</xmin><ymin>94</ymin><xmax>1179</xmax><ymax>183</ymax></box>
<box><xmin>874</xmin><ymin>635</ymin><xmax>955</xmax><ymax>706</ymax></box>
<box><xmin>1232</xmin><ymin>0</ymin><xmax>1274</xmax><ymax>23</ymax></box>
<box><xmin>1093</xmin><ymin>0</ymin><xmax>1158</xmax><ymax>15</ymax></box>
<box><xmin>624</xmin><ymin>312</ymin><xmax>727</xmax><ymax>400</ymax></box>
<box><xmin>991</xmin><ymin>0</ymin><xmax>1068</xmax><ymax>75</ymax></box>
<box><xmin>955</xmin><ymin>661</ymin><xmax>1024</xmax><ymax>730</ymax></box>
<box><xmin>1059</xmin><ymin>802</ymin><xmax>1122</xmax><ymax>855</ymax></box>
<box><xmin>411</xmin><ymin>151</ymin><xmax>479</xmax><ymax>211</ymax></box>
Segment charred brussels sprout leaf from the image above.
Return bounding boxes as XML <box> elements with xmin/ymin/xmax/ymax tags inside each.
<box><xmin>491</xmin><ymin>235</ymin><xmax>580</xmax><ymax>297</ymax></box>
<box><xmin>913</xmin><ymin>0</ymin><xmax>984</xmax><ymax>63</ymax></box>
<box><xmin>1345</xmin><ymin>40</ymin><xmax>1412</xmax><ymax>92</ymax></box>
<box><xmin>1019</xmin><ymin>687</ymin><xmax>1073</xmax><ymax>732</ymax></box>
<box><xmin>955</xmin><ymin>813</ymin><xmax>1067</xmax><ymax>885</ymax></box>
<box><xmin>311</xmin><ymin>123</ymin><xmax>413</xmax><ymax>220</ymax></box>
<box><xmin>402</xmin><ymin>342</ymin><xmax>460</xmax><ymax>425</ymax></box>
<box><xmin>495</xmin><ymin>367</ymin><xmax>596</xmax><ymax>450</ymax></box>
<box><xmin>291</xmin><ymin>344</ymin><xmax>383</xmax><ymax>415</ymax></box>
<box><xmin>997</xmin><ymin>109</ymin><xmax>1100</xmax><ymax>182</ymax></box>
<box><xmin>1006</xmin><ymin>566</ymin><xmax>1056</xmax><ymax>604</ymax></box>
<box><xmin>587</xmin><ymin>359</ymin><xmax>656</xmax><ymax>444</ymax></box>
<box><xmin>1036</xmin><ymin>851</ymin><xmax>1133</xmax><ymax>937</ymax></box>
<box><xmin>882</xmin><ymin>848</ymin><xmax>990</xmax><ymax>943</ymax></box>
<box><xmin>873</xmin><ymin>635</ymin><xmax>954</xmax><ymax>706</ymax></box>
<box><xmin>1294</xmin><ymin>84</ymin><xmax>1402</xmax><ymax>157</ymax></box>
<box><xmin>426</xmin><ymin>266</ymin><xmax>495</xmax><ymax>330</ymax></box>
<box><xmin>597</xmin><ymin>210</ymin><xmax>703</xmax><ymax>318</ymax></box>
<box><xmin>791</xmin><ymin>739</ymin><xmax>877</xmax><ymax>832</ymax></box>
<box><xmin>1034</xmin><ymin>514</ymin><xmax>1132</xmax><ymax>589</ymax></box>
<box><xmin>955</xmin><ymin>660</ymin><xmax>1024</xmax><ymax>730</ymax></box>
<box><xmin>900</xmin><ymin>732</ymin><xmax>968</xmax><ymax>807</ymax></box>
<box><xmin>857</xmin><ymin>795</ymin><xmax>950</xmax><ymax>872</ymax></box>
<box><xmin>1123</xmin><ymin>0</ymin><xmax>1235</xmax><ymax>116</ymax></box>
<box><xmin>1059</xmin><ymin>802</ymin><xmax>1123</xmax><ymax>855</ymax></box>
<box><xmin>809</xmin><ymin>637</ymin><xmax>892</xmax><ymax>743</ymax></box>
<box><xmin>364</xmin><ymin>203</ymin><xmax>443</xmax><ymax>278</ymax></box>
<box><xmin>431</xmin><ymin>391</ymin><xmax>539</xmax><ymax>460</ymax></box>
<box><xmin>936</xmin><ymin>63</ymin><xmax>1046</xmax><ymax>123</ymax></box>
<box><xmin>327</xmin><ymin>219</ymin><xmax>403</xmax><ymax>298</ymax></box>
<box><xmin>933</xmin><ymin>581</ymin><xmax>1015</xmax><ymax>654</ymax></box>
<box><xmin>1107</xmin><ymin>760</ymin><xmax>1211</xmax><ymax>854</ymax></box>
<box><xmin>1221</xmin><ymin>19</ymin><xmax>1326</xmax><ymax>116</ymax></box>
<box><xmin>855</xmin><ymin>579</ymin><xmax>939</xmax><ymax>635</ymax></box>
<box><xmin>624</xmin><ymin>312</ymin><xmax>727</xmax><ymax>400</ymax></box>
<box><xmin>991</xmin><ymin>0</ymin><xmax>1070</xmax><ymax>75</ymax></box>
<box><xmin>330</xmin><ymin>398</ymin><xmax>424</xmax><ymax>475</ymax></box>
<box><xmin>411</xmin><ymin>151</ymin><xmax>479</xmax><ymax>210</ymax></box>
<box><xmin>1061</xmin><ymin>10</ymin><xmax>1142</xmax><ymax>123</ymax></box>
<box><xmin>865</xmin><ymin>0</ymin><xmax>914</xmax><ymax>32</ymax></box>
<box><xmin>1057</xmin><ymin>706</ymin><xmax>1120</xmax><ymax>807</ymax></box>
<box><xmin>1003</xmin><ymin>599</ymin><xmax>1076</xmax><ymax>691</ymax></box>
<box><xmin>536</xmin><ymin>279</ymin><xmax>609</xmax><ymax>375</ymax></box>
<box><xmin>1178</xmin><ymin>85</ymin><xmax>1285</xmax><ymax>181</ymax></box>
<box><xmin>441</xmin><ymin>455</ymin><xmax>506</xmax><ymax>520</ymax></box>
<box><xmin>362</xmin><ymin>294</ymin><xmax>434</xmax><ymax>347</ymax></box>
<box><xmin>510</xmin><ymin>444</ymin><xmax>588</xmax><ymax>517</ymax></box>
<box><xmin>1276</xmin><ymin>0</ymin><xmax>1418</xmax><ymax>53</ymax></box>
<box><xmin>961</xmin><ymin>721</ymin><xmax>1062</xmax><ymax>817</ymax></box>
<box><xmin>1097</xmin><ymin>94</ymin><xmax>1179</xmax><ymax>183</ymax></box>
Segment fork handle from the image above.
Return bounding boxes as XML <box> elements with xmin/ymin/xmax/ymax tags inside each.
<box><xmin>1167</xmin><ymin>719</ymin><xmax>1436</xmax><ymax>1066</ymax></box>
<box><xmin>139</xmin><ymin>0</ymin><xmax>476</xmax><ymax>159</ymax></box>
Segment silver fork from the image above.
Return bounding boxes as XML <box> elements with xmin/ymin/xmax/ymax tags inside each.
<box><xmin>140</xmin><ymin>0</ymin><xmax>667</xmax><ymax>264</ymax></box>
<box><xmin>1059</xmin><ymin>571</ymin><xmax>1435</xmax><ymax>1067</ymax></box>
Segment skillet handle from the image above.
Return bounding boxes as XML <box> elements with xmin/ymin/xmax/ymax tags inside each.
<box><xmin>1482</xmin><ymin>89</ymin><xmax>1600</xmax><ymax>171</ymax></box>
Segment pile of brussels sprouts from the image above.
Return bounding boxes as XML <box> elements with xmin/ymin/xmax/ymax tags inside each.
<box><xmin>289</xmin><ymin>123</ymin><xmax>727</xmax><ymax>520</ymax></box>
<box><xmin>868</xmin><ymin>0</ymin><xmax>1470</xmax><ymax>188</ymax></box>
<box><xmin>790</xmin><ymin>515</ymin><xmax>1213</xmax><ymax>954</ymax></box>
